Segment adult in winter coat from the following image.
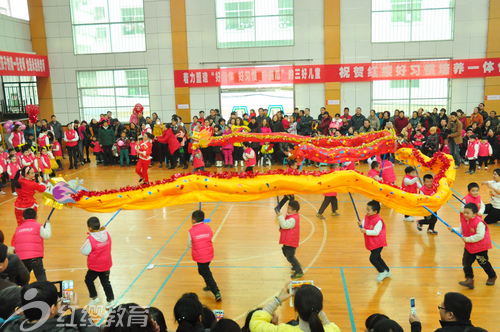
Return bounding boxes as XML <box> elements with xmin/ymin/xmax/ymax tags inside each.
<box><xmin>317</xmin><ymin>112</ymin><xmax>332</xmax><ymax>136</ymax></box>
<box><xmin>299</xmin><ymin>108</ymin><xmax>314</xmax><ymax>136</ymax></box>
<box><xmin>98</xmin><ymin>121</ymin><xmax>116</xmax><ymax>166</ymax></box>
<box><xmin>350</xmin><ymin>107</ymin><xmax>366</xmax><ymax>131</ymax></box>
<box><xmin>394</xmin><ymin>111</ymin><xmax>409</xmax><ymax>135</ymax></box>
<box><xmin>367</xmin><ymin>110</ymin><xmax>380</xmax><ymax>131</ymax></box>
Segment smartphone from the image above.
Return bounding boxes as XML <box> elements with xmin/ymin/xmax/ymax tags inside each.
<box><xmin>410</xmin><ymin>297</ymin><xmax>416</xmax><ymax>315</ymax></box>
<box><xmin>62</xmin><ymin>280</ymin><xmax>74</xmax><ymax>304</ymax></box>
<box><xmin>213</xmin><ymin>309</ymin><xmax>224</xmax><ymax>321</ymax></box>
<box><xmin>289</xmin><ymin>280</ymin><xmax>314</xmax><ymax>306</ymax></box>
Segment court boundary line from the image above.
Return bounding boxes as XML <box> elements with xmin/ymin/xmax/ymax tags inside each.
<box><xmin>340</xmin><ymin>267</ymin><xmax>356</xmax><ymax>332</ymax></box>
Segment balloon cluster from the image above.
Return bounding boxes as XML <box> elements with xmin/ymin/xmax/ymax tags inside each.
<box><xmin>3</xmin><ymin>120</ymin><xmax>26</xmax><ymax>134</ymax></box>
<box><xmin>26</xmin><ymin>105</ymin><xmax>40</xmax><ymax>124</ymax></box>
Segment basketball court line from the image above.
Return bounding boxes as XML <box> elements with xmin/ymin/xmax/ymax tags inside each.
<box><xmin>147</xmin><ymin>203</ymin><xmax>223</xmax><ymax>307</ymax></box>
<box><xmin>340</xmin><ymin>267</ymin><xmax>356</xmax><ymax>332</ymax></box>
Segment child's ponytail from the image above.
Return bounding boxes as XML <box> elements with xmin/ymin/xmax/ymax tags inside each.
<box><xmin>308</xmin><ymin>310</ymin><xmax>325</xmax><ymax>332</ymax></box>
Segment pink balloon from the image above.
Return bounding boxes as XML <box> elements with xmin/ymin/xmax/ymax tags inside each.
<box><xmin>6</xmin><ymin>120</ymin><xmax>13</xmax><ymax>125</ymax></box>
<box><xmin>14</xmin><ymin>121</ymin><xmax>22</xmax><ymax>126</ymax></box>
<box><xmin>3</xmin><ymin>123</ymin><xmax>8</xmax><ymax>129</ymax></box>
<box><xmin>5</xmin><ymin>129</ymin><xmax>11</xmax><ymax>134</ymax></box>
<box><xmin>117</xmin><ymin>140</ymin><xmax>124</xmax><ymax>146</ymax></box>
<box><xmin>20</xmin><ymin>124</ymin><xmax>26</xmax><ymax>130</ymax></box>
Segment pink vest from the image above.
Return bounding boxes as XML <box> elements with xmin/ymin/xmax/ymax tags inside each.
<box><xmin>65</xmin><ymin>130</ymin><xmax>78</xmax><ymax>147</ymax></box>
<box><xmin>244</xmin><ymin>148</ymin><xmax>256</xmax><ymax>167</ymax></box>
<box><xmin>420</xmin><ymin>185</ymin><xmax>435</xmax><ymax>196</ymax></box>
<box><xmin>442</xmin><ymin>144</ymin><xmax>450</xmax><ymax>154</ymax></box>
<box><xmin>12</xmin><ymin>132</ymin><xmax>23</xmax><ymax>147</ymax></box>
<box><xmin>38</xmin><ymin>135</ymin><xmax>49</xmax><ymax>148</ymax></box>
<box><xmin>343</xmin><ymin>161</ymin><xmax>355</xmax><ymax>170</ymax></box>
<box><xmin>8</xmin><ymin>163</ymin><xmax>19</xmax><ymax>179</ymax></box>
<box><xmin>413</xmin><ymin>134</ymin><xmax>424</xmax><ymax>146</ymax></box>
<box><xmin>466</xmin><ymin>141</ymin><xmax>478</xmax><ymax>158</ymax></box>
<box><xmin>192</xmin><ymin>150</ymin><xmax>204</xmax><ymax>169</ymax></box>
<box><xmin>381</xmin><ymin>161</ymin><xmax>396</xmax><ymax>183</ymax></box>
<box><xmin>93</xmin><ymin>141</ymin><xmax>102</xmax><ymax>153</ymax></box>
<box><xmin>129</xmin><ymin>142</ymin><xmax>136</xmax><ymax>156</ymax></box>
<box><xmin>367</xmin><ymin>169</ymin><xmax>379</xmax><ymax>179</ymax></box>
<box><xmin>402</xmin><ymin>175</ymin><xmax>419</xmax><ymax>194</ymax></box>
<box><xmin>478</xmin><ymin>142</ymin><xmax>490</xmax><ymax>157</ymax></box>
<box><xmin>13</xmin><ymin>220</ymin><xmax>44</xmax><ymax>260</ymax></box>
<box><xmin>52</xmin><ymin>142</ymin><xmax>63</xmax><ymax>157</ymax></box>
<box><xmin>279</xmin><ymin>213</ymin><xmax>300</xmax><ymax>248</ymax></box>
<box><xmin>363</xmin><ymin>214</ymin><xmax>387</xmax><ymax>251</ymax></box>
<box><xmin>461</xmin><ymin>216</ymin><xmax>492</xmax><ymax>254</ymax></box>
<box><xmin>464</xmin><ymin>194</ymin><xmax>482</xmax><ymax>212</ymax></box>
<box><xmin>41</xmin><ymin>155</ymin><xmax>50</xmax><ymax>169</ymax></box>
<box><xmin>87</xmin><ymin>232</ymin><xmax>112</xmax><ymax>272</ymax></box>
<box><xmin>189</xmin><ymin>223</ymin><xmax>214</xmax><ymax>263</ymax></box>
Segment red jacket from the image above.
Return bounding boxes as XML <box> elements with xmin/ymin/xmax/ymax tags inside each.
<box><xmin>363</xmin><ymin>214</ymin><xmax>387</xmax><ymax>251</ymax></box>
<box><xmin>192</xmin><ymin>149</ymin><xmax>204</xmax><ymax>169</ymax></box>
<box><xmin>189</xmin><ymin>222</ymin><xmax>214</xmax><ymax>263</ymax></box>
<box><xmin>157</xmin><ymin>128</ymin><xmax>180</xmax><ymax>154</ymax></box>
<box><xmin>12</xmin><ymin>219</ymin><xmax>44</xmax><ymax>259</ymax></box>
<box><xmin>279</xmin><ymin>212</ymin><xmax>300</xmax><ymax>248</ymax></box>
<box><xmin>394</xmin><ymin>117</ymin><xmax>409</xmax><ymax>135</ymax></box>
<box><xmin>402</xmin><ymin>175</ymin><xmax>419</xmax><ymax>194</ymax></box>
<box><xmin>461</xmin><ymin>215</ymin><xmax>492</xmax><ymax>254</ymax></box>
<box><xmin>14</xmin><ymin>177</ymin><xmax>46</xmax><ymax>209</ymax></box>
<box><xmin>318</xmin><ymin>116</ymin><xmax>332</xmax><ymax>135</ymax></box>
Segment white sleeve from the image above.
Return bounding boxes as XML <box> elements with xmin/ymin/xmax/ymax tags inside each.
<box><xmin>479</xmin><ymin>200</ymin><xmax>485</xmax><ymax>215</ymax></box>
<box><xmin>489</xmin><ymin>145</ymin><xmax>493</xmax><ymax>155</ymax></box>
<box><xmin>53</xmin><ymin>144</ymin><xmax>60</xmax><ymax>152</ymax></box>
<box><xmin>416</xmin><ymin>181</ymin><xmax>422</xmax><ymax>189</ymax></box>
<box><xmin>464</xmin><ymin>222</ymin><xmax>486</xmax><ymax>243</ymax></box>
<box><xmin>453</xmin><ymin>225</ymin><xmax>463</xmax><ymax>235</ymax></box>
<box><xmin>7</xmin><ymin>165</ymin><xmax>12</xmax><ymax>177</ymax></box>
<box><xmin>404</xmin><ymin>177</ymin><xmax>420</xmax><ymax>186</ymax></box>
<box><xmin>459</xmin><ymin>198</ymin><xmax>466</xmax><ymax>213</ymax></box>
<box><xmin>187</xmin><ymin>233</ymin><xmax>192</xmax><ymax>247</ymax></box>
<box><xmin>474</xmin><ymin>144</ymin><xmax>479</xmax><ymax>158</ymax></box>
<box><xmin>278</xmin><ymin>215</ymin><xmax>296</xmax><ymax>229</ymax></box>
<box><xmin>7</xmin><ymin>134</ymin><xmax>13</xmax><ymax>145</ymax></box>
<box><xmin>42</xmin><ymin>158</ymin><xmax>49</xmax><ymax>168</ymax></box>
<box><xmin>40</xmin><ymin>222</ymin><xmax>52</xmax><ymax>239</ymax></box>
<box><xmin>365</xmin><ymin>220</ymin><xmax>383</xmax><ymax>236</ymax></box>
<box><xmin>80</xmin><ymin>239</ymin><xmax>92</xmax><ymax>256</ymax></box>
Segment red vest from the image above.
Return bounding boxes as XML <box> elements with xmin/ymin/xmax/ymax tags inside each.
<box><xmin>244</xmin><ymin>148</ymin><xmax>256</xmax><ymax>167</ymax></box>
<box><xmin>402</xmin><ymin>175</ymin><xmax>419</xmax><ymax>194</ymax></box>
<box><xmin>87</xmin><ymin>231</ymin><xmax>113</xmax><ymax>272</ymax></box>
<box><xmin>7</xmin><ymin>163</ymin><xmax>19</xmax><ymax>179</ymax></box>
<box><xmin>413</xmin><ymin>134</ymin><xmax>424</xmax><ymax>146</ymax></box>
<box><xmin>363</xmin><ymin>214</ymin><xmax>387</xmax><ymax>251</ymax></box>
<box><xmin>192</xmin><ymin>150</ymin><xmax>204</xmax><ymax>169</ymax></box>
<box><xmin>52</xmin><ymin>142</ymin><xmax>63</xmax><ymax>156</ymax></box>
<box><xmin>12</xmin><ymin>132</ymin><xmax>24</xmax><ymax>147</ymax></box>
<box><xmin>279</xmin><ymin>213</ymin><xmax>300</xmax><ymax>248</ymax></box>
<box><xmin>343</xmin><ymin>161</ymin><xmax>355</xmax><ymax>170</ymax></box>
<box><xmin>367</xmin><ymin>169</ymin><xmax>379</xmax><ymax>179</ymax></box>
<box><xmin>464</xmin><ymin>194</ymin><xmax>482</xmax><ymax>212</ymax></box>
<box><xmin>38</xmin><ymin>135</ymin><xmax>49</xmax><ymax>148</ymax></box>
<box><xmin>478</xmin><ymin>142</ymin><xmax>490</xmax><ymax>157</ymax></box>
<box><xmin>13</xmin><ymin>219</ymin><xmax>44</xmax><ymax>260</ymax></box>
<box><xmin>189</xmin><ymin>223</ymin><xmax>214</xmax><ymax>263</ymax></box>
<box><xmin>65</xmin><ymin>130</ymin><xmax>78</xmax><ymax>147</ymax></box>
<box><xmin>41</xmin><ymin>155</ymin><xmax>50</xmax><ymax>169</ymax></box>
<box><xmin>461</xmin><ymin>215</ymin><xmax>492</xmax><ymax>254</ymax></box>
<box><xmin>129</xmin><ymin>142</ymin><xmax>136</xmax><ymax>156</ymax></box>
<box><xmin>381</xmin><ymin>161</ymin><xmax>396</xmax><ymax>183</ymax></box>
<box><xmin>420</xmin><ymin>185</ymin><xmax>435</xmax><ymax>196</ymax></box>
<box><xmin>466</xmin><ymin>141</ymin><xmax>478</xmax><ymax>158</ymax></box>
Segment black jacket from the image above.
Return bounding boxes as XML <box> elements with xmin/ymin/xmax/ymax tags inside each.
<box><xmin>411</xmin><ymin>320</ymin><xmax>473</xmax><ymax>332</ymax></box>
<box><xmin>299</xmin><ymin>115</ymin><xmax>313</xmax><ymax>135</ymax></box>
<box><xmin>351</xmin><ymin>114</ymin><xmax>366</xmax><ymax>131</ymax></box>
<box><xmin>0</xmin><ymin>254</ymin><xmax>30</xmax><ymax>287</ymax></box>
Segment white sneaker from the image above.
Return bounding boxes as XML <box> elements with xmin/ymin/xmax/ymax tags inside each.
<box><xmin>88</xmin><ymin>297</ymin><xmax>100</xmax><ymax>306</ymax></box>
<box><xmin>403</xmin><ymin>216</ymin><xmax>411</xmax><ymax>221</ymax></box>
<box><xmin>385</xmin><ymin>270</ymin><xmax>392</xmax><ymax>277</ymax></box>
<box><xmin>486</xmin><ymin>167</ymin><xmax>489</xmax><ymax>170</ymax></box>
<box><xmin>105</xmin><ymin>300</ymin><xmax>116</xmax><ymax>309</ymax></box>
<box><xmin>12</xmin><ymin>192</ymin><xmax>17</xmax><ymax>196</ymax></box>
<box><xmin>0</xmin><ymin>191</ymin><xmax>5</xmax><ymax>195</ymax></box>
<box><xmin>376</xmin><ymin>271</ymin><xmax>388</xmax><ymax>282</ymax></box>
<box><xmin>406</xmin><ymin>216</ymin><xmax>414</xmax><ymax>222</ymax></box>
<box><xmin>478</xmin><ymin>166</ymin><xmax>481</xmax><ymax>170</ymax></box>
<box><xmin>241</xmin><ymin>160</ymin><xmax>244</xmax><ymax>166</ymax></box>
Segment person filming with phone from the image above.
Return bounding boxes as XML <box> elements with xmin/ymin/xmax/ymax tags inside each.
<box><xmin>409</xmin><ymin>292</ymin><xmax>476</xmax><ymax>332</ymax></box>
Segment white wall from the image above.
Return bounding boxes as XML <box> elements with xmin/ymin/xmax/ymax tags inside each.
<box><xmin>42</xmin><ymin>0</ymin><xmax>175</xmax><ymax>125</ymax></box>
<box><xmin>340</xmin><ymin>0</ymin><xmax>490</xmax><ymax>116</ymax></box>
<box><xmin>0</xmin><ymin>14</ymin><xmax>32</xmax><ymax>52</ymax></box>
<box><xmin>185</xmin><ymin>0</ymin><xmax>326</xmax><ymax>117</ymax></box>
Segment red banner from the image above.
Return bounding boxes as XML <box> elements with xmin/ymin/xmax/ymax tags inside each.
<box><xmin>174</xmin><ymin>58</ymin><xmax>500</xmax><ymax>87</ymax></box>
<box><xmin>0</xmin><ymin>51</ymin><xmax>49</xmax><ymax>77</ymax></box>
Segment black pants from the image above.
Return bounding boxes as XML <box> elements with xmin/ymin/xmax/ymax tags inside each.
<box><xmin>22</xmin><ymin>257</ymin><xmax>46</xmax><ymax>281</ymax></box>
<box><xmin>85</xmin><ymin>269</ymin><xmax>114</xmax><ymax>302</ymax></box>
<box><xmin>67</xmin><ymin>146</ymin><xmax>78</xmax><ymax>168</ymax></box>
<box><xmin>233</xmin><ymin>146</ymin><xmax>243</xmax><ymax>162</ymax></box>
<box><xmin>370</xmin><ymin>247</ymin><xmax>389</xmax><ymax>273</ymax></box>
<box><xmin>201</xmin><ymin>147</ymin><xmax>212</xmax><ymax>166</ymax></box>
<box><xmin>197</xmin><ymin>262</ymin><xmax>219</xmax><ymax>295</ymax></box>
<box><xmin>318</xmin><ymin>196</ymin><xmax>338</xmax><ymax>214</ymax></box>
<box><xmin>11</xmin><ymin>181</ymin><xmax>16</xmax><ymax>193</ymax></box>
<box><xmin>420</xmin><ymin>214</ymin><xmax>437</xmax><ymax>230</ymax></box>
<box><xmin>102</xmin><ymin>145</ymin><xmax>114</xmax><ymax>166</ymax></box>
<box><xmin>171</xmin><ymin>149</ymin><xmax>185</xmax><ymax>166</ymax></box>
<box><xmin>468</xmin><ymin>159</ymin><xmax>476</xmax><ymax>172</ymax></box>
<box><xmin>462</xmin><ymin>248</ymin><xmax>496</xmax><ymax>279</ymax></box>
<box><xmin>244</xmin><ymin>166</ymin><xmax>254</xmax><ymax>172</ymax></box>
<box><xmin>83</xmin><ymin>142</ymin><xmax>90</xmax><ymax>160</ymax></box>
<box><xmin>478</xmin><ymin>156</ymin><xmax>489</xmax><ymax>168</ymax></box>
<box><xmin>484</xmin><ymin>204</ymin><xmax>500</xmax><ymax>224</ymax></box>
<box><xmin>252</xmin><ymin>147</ymin><xmax>260</xmax><ymax>164</ymax></box>
<box><xmin>282</xmin><ymin>245</ymin><xmax>302</xmax><ymax>273</ymax></box>
<box><xmin>77</xmin><ymin>141</ymin><xmax>85</xmax><ymax>163</ymax></box>
<box><xmin>278</xmin><ymin>195</ymin><xmax>295</xmax><ymax>210</ymax></box>
<box><xmin>159</xmin><ymin>143</ymin><xmax>169</xmax><ymax>165</ymax></box>
<box><xmin>94</xmin><ymin>152</ymin><xmax>104</xmax><ymax>164</ymax></box>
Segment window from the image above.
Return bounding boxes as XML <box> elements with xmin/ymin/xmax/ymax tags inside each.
<box><xmin>70</xmin><ymin>0</ymin><xmax>146</xmax><ymax>54</ymax></box>
<box><xmin>76</xmin><ymin>69</ymin><xmax>150</xmax><ymax>122</ymax></box>
<box><xmin>2</xmin><ymin>76</ymin><xmax>38</xmax><ymax>114</ymax></box>
<box><xmin>216</xmin><ymin>0</ymin><xmax>294</xmax><ymax>48</ymax></box>
<box><xmin>0</xmin><ymin>0</ymin><xmax>29</xmax><ymax>20</ymax></box>
<box><xmin>372</xmin><ymin>60</ymin><xmax>450</xmax><ymax>114</ymax></box>
<box><xmin>372</xmin><ymin>0</ymin><xmax>455</xmax><ymax>42</ymax></box>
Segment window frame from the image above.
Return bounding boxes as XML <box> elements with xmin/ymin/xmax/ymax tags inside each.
<box><xmin>215</xmin><ymin>0</ymin><xmax>295</xmax><ymax>49</ymax></box>
<box><xmin>69</xmin><ymin>0</ymin><xmax>146</xmax><ymax>55</ymax></box>
<box><xmin>76</xmin><ymin>69</ymin><xmax>151</xmax><ymax>123</ymax></box>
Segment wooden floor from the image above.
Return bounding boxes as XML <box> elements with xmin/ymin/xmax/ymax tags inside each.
<box><xmin>1</xmin><ymin>159</ymin><xmax>499</xmax><ymax>331</ymax></box>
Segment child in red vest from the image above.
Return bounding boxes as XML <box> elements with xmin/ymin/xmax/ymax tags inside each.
<box><xmin>40</xmin><ymin>148</ymin><xmax>52</xmax><ymax>182</ymax></box>
<box><xmin>275</xmin><ymin>160</ymin><xmax>298</xmax><ymax>213</ymax></box>
<box><xmin>276</xmin><ymin>200</ymin><xmax>304</xmax><ymax>279</ymax></box>
<box><xmin>192</xmin><ymin>146</ymin><xmax>205</xmax><ymax>172</ymax></box>
<box><xmin>49</xmin><ymin>131</ymin><xmax>63</xmax><ymax>171</ymax></box>
<box><xmin>449</xmin><ymin>203</ymin><xmax>497</xmax><ymax>288</ymax></box>
<box><xmin>416</xmin><ymin>174</ymin><xmax>438</xmax><ymax>234</ymax></box>
<box><xmin>375</xmin><ymin>155</ymin><xmax>396</xmax><ymax>184</ymax></box>
<box><xmin>129</xmin><ymin>138</ymin><xmax>138</xmax><ymax>165</ymax></box>
<box><xmin>188</xmin><ymin>210</ymin><xmax>221</xmax><ymax>302</ymax></box>
<box><xmin>136</xmin><ymin>133</ymin><xmax>153</xmax><ymax>184</ymax></box>
<box><xmin>412</xmin><ymin>129</ymin><xmax>425</xmax><ymax>150</ymax></box>
<box><xmin>359</xmin><ymin>200</ymin><xmax>390</xmax><ymax>282</ymax></box>
<box><xmin>80</xmin><ymin>217</ymin><xmax>115</xmax><ymax>308</ymax></box>
<box><xmin>441</xmin><ymin>138</ymin><xmax>450</xmax><ymax>154</ymax></box>
<box><xmin>465</xmin><ymin>134</ymin><xmax>479</xmax><ymax>175</ymax></box>
<box><xmin>11</xmin><ymin>208</ymin><xmax>51</xmax><ymax>281</ymax></box>
<box><xmin>477</xmin><ymin>139</ymin><xmax>492</xmax><ymax>170</ymax></box>
<box><xmin>402</xmin><ymin>166</ymin><xmax>422</xmax><ymax>222</ymax></box>
<box><xmin>367</xmin><ymin>161</ymin><xmax>383</xmax><ymax>182</ymax></box>
<box><xmin>222</xmin><ymin>125</ymin><xmax>233</xmax><ymax>168</ymax></box>
<box><xmin>90</xmin><ymin>136</ymin><xmax>103</xmax><ymax>165</ymax></box>
<box><xmin>7</xmin><ymin>155</ymin><xmax>19</xmax><ymax>196</ymax></box>
<box><xmin>242</xmin><ymin>142</ymin><xmax>256</xmax><ymax>173</ymax></box>
<box><xmin>460</xmin><ymin>182</ymin><xmax>485</xmax><ymax>216</ymax></box>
